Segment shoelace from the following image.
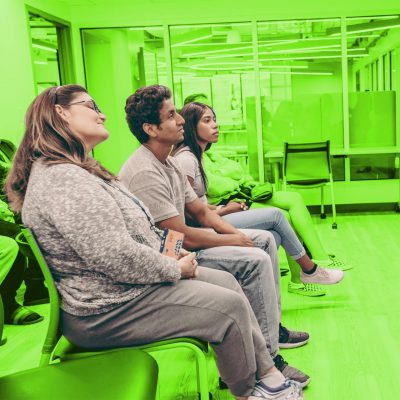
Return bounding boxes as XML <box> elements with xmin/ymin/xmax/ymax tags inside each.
<box><xmin>317</xmin><ymin>267</ymin><xmax>329</xmax><ymax>278</ymax></box>
<box><xmin>282</xmin><ymin>380</ymin><xmax>303</xmax><ymax>399</ymax></box>
<box><xmin>273</xmin><ymin>354</ymin><xmax>288</xmax><ymax>370</ymax></box>
<box><xmin>304</xmin><ymin>283</ymin><xmax>324</xmax><ymax>292</ymax></box>
<box><xmin>328</xmin><ymin>256</ymin><xmax>346</xmax><ymax>267</ymax></box>
<box><xmin>278</xmin><ymin>325</ymin><xmax>290</xmax><ymax>343</ymax></box>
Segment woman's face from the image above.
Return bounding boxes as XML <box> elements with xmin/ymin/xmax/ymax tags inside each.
<box><xmin>196</xmin><ymin>108</ymin><xmax>219</xmax><ymax>145</ymax></box>
<box><xmin>58</xmin><ymin>92</ymin><xmax>109</xmax><ymax>152</ymax></box>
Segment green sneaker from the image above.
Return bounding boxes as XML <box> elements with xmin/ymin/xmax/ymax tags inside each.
<box><xmin>288</xmin><ymin>282</ymin><xmax>326</xmax><ymax>297</ymax></box>
<box><xmin>314</xmin><ymin>255</ymin><xmax>353</xmax><ymax>271</ymax></box>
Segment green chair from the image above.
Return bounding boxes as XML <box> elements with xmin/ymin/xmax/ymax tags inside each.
<box><xmin>0</xmin><ymin>294</ymin><xmax>6</xmax><ymax>346</ymax></box>
<box><xmin>17</xmin><ymin>228</ymin><xmax>211</xmax><ymax>399</ymax></box>
<box><xmin>0</xmin><ymin>348</ymin><xmax>158</xmax><ymax>400</ymax></box>
<box><xmin>283</xmin><ymin>140</ymin><xmax>337</xmax><ymax>229</ymax></box>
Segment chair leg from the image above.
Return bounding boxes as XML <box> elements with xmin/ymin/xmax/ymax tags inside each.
<box><xmin>0</xmin><ymin>295</ymin><xmax>6</xmax><ymax>346</ymax></box>
<box><xmin>193</xmin><ymin>345</ymin><xmax>209</xmax><ymax>400</ymax></box>
<box><xmin>144</xmin><ymin>342</ymin><xmax>209</xmax><ymax>400</ymax></box>
<box><xmin>320</xmin><ymin>186</ymin><xmax>326</xmax><ymax>219</ymax></box>
<box><xmin>329</xmin><ymin>178</ymin><xmax>337</xmax><ymax>229</ymax></box>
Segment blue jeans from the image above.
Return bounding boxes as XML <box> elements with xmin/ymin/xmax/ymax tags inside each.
<box><xmin>196</xmin><ymin>228</ymin><xmax>280</xmax><ymax>358</ymax></box>
<box><xmin>222</xmin><ymin>207</ymin><xmax>306</xmax><ymax>260</ymax></box>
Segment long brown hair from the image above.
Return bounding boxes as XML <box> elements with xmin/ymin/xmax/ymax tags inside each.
<box><xmin>5</xmin><ymin>84</ymin><xmax>115</xmax><ymax>212</ymax></box>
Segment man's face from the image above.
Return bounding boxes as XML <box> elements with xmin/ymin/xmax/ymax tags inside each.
<box><xmin>152</xmin><ymin>98</ymin><xmax>185</xmax><ymax>145</ymax></box>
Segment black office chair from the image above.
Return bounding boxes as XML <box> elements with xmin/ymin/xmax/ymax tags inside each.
<box><xmin>283</xmin><ymin>140</ymin><xmax>337</xmax><ymax>229</ymax></box>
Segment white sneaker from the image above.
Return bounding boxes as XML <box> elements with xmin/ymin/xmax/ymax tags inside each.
<box><xmin>314</xmin><ymin>255</ymin><xmax>353</xmax><ymax>271</ymax></box>
<box><xmin>301</xmin><ymin>266</ymin><xmax>344</xmax><ymax>285</ymax></box>
<box><xmin>249</xmin><ymin>379</ymin><xmax>303</xmax><ymax>399</ymax></box>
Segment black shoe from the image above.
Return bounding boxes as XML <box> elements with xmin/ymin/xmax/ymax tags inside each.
<box><xmin>280</xmin><ymin>268</ymin><xmax>290</xmax><ymax>277</ymax></box>
<box><xmin>273</xmin><ymin>354</ymin><xmax>311</xmax><ymax>388</ymax></box>
<box><xmin>279</xmin><ymin>323</ymin><xmax>309</xmax><ymax>349</ymax></box>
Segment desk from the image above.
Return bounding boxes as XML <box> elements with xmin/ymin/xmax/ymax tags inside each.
<box><xmin>265</xmin><ymin>147</ymin><xmax>400</xmax><ymax>193</ymax></box>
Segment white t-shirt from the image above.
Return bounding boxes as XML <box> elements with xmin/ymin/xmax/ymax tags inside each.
<box><xmin>173</xmin><ymin>146</ymin><xmax>208</xmax><ymax>204</ymax></box>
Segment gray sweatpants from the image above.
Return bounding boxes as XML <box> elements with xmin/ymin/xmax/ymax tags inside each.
<box><xmin>196</xmin><ymin>228</ymin><xmax>281</xmax><ymax>358</ymax></box>
<box><xmin>61</xmin><ymin>267</ymin><xmax>273</xmax><ymax>397</ymax></box>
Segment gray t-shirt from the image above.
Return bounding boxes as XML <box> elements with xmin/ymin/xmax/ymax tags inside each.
<box><xmin>119</xmin><ymin>145</ymin><xmax>198</xmax><ymax>223</ymax></box>
<box><xmin>173</xmin><ymin>146</ymin><xmax>208</xmax><ymax>204</ymax></box>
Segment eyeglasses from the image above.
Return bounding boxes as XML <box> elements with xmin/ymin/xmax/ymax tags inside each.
<box><xmin>67</xmin><ymin>99</ymin><xmax>102</xmax><ymax>114</ymax></box>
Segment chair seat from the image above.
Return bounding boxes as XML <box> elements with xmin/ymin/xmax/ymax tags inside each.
<box><xmin>286</xmin><ymin>178</ymin><xmax>329</xmax><ymax>185</ymax></box>
<box><xmin>55</xmin><ymin>335</ymin><xmax>209</xmax><ymax>360</ymax></box>
<box><xmin>0</xmin><ymin>349</ymin><xmax>158</xmax><ymax>400</ymax></box>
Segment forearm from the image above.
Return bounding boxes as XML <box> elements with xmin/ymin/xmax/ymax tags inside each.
<box><xmin>195</xmin><ymin>209</ymin><xmax>239</xmax><ymax>234</ymax></box>
<box><xmin>214</xmin><ymin>205</ymin><xmax>233</xmax><ymax>217</ymax></box>
<box><xmin>208</xmin><ymin>203</ymin><xmax>230</xmax><ymax>216</ymax></box>
<box><xmin>183</xmin><ymin>227</ymin><xmax>239</xmax><ymax>250</ymax></box>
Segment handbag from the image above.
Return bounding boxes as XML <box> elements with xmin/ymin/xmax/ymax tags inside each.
<box><xmin>250</xmin><ymin>182</ymin><xmax>273</xmax><ymax>202</ymax></box>
<box><xmin>218</xmin><ymin>181</ymin><xmax>273</xmax><ymax>206</ymax></box>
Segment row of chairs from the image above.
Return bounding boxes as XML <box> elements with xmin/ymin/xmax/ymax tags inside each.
<box><xmin>0</xmin><ymin>228</ymin><xmax>213</xmax><ymax>399</ymax></box>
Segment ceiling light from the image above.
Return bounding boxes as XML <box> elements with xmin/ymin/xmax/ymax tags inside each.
<box><xmin>32</xmin><ymin>43</ymin><xmax>57</xmax><ymax>53</ymax></box>
<box><xmin>267</xmin><ymin>71</ymin><xmax>333</xmax><ymax>75</ymax></box>
<box><xmin>328</xmin><ymin>17</ymin><xmax>400</xmax><ymax>36</ymax></box>
<box><xmin>171</xmin><ymin>34</ymin><xmax>213</xmax><ymax>48</ymax></box>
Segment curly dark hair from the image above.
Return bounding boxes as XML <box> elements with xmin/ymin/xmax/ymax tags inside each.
<box><xmin>125</xmin><ymin>85</ymin><xmax>171</xmax><ymax>143</ymax></box>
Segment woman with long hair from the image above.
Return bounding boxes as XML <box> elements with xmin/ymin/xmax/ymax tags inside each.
<box><xmin>175</xmin><ymin>102</ymin><xmax>346</xmax><ymax>297</ymax></box>
<box><xmin>5</xmin><ymin>85</ymin><xmax>303</xmax><ymax>400</ymax></box>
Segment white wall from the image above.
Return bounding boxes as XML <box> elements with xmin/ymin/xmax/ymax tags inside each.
<box><xmin>0</xmin><ymin>0</ymin><xmax>72</xmax><ymax>144</ymax></box>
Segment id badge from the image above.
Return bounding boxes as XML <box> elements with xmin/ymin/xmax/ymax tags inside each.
<box><xmin>159</xmin><ymin>229</ymin><xmax>184</xmax><ymax>259</ymax></box>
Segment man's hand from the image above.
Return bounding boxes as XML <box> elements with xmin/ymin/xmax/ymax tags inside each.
<box><xmin>230</xmin><ymin>232</ymin><xmax>254</xmax><ymax>247</ymax></box>
<box><xmin>177</xmin><ymin>252</ymin><xmax>198</xmax><ymax>279</ymax></box>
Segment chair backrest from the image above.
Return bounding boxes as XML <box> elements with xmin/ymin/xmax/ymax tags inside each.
<box><xmin>0</xmin><ymin>139</ymin><xmax>16</xmax><ymax>162</ymax></box>
<box><xmin>283</xmin><ymin>140</ymin><xmax>332</xmax><ymax>184</ymax></box>
<box><xmin>18</xmin><ymin>228</ymin><xmax>61</xmax><ymax>365</ymax></box>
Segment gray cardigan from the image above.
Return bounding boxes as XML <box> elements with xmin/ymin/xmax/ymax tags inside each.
<box><xmin>22</xmin><ymin>162</ymin><xmax>181</xmax><ymax>316</ymax></box>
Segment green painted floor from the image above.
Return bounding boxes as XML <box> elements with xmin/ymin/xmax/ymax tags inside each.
<box><xmin>1</xmin><ymin>212</ymin><xmax>400</xmax><ymax>399</ymax></box>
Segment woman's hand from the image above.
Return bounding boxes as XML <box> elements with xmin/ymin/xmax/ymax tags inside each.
<box><xmin>177</xmin><ymin>252</ymin><xmax>198</xmax><ymax>279</ymax></box>
<box><xmin>226</xmin><ymin>201</ymin><xmax>249</xmax><ymax>213</ymax></box>
<box><xmin>177</xmin><ymin>248</ymin><xmax>190</xmax><ymax>259</ymax></box>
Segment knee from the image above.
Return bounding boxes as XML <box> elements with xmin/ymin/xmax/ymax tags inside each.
<box><xmin>248</xmin><ymin>248</ymin><xmax>273</xmax><ymax>269</ymax></box>
<box><xmin>218</xmin><ymin>269</ymin><xmax>242</xmax><ymax>291</ymax></box>
<box><xmin>269</xmin><ymin>207</ymin><xmax>286</xmax><ymax>223</ymax></box>
<box><xmin>223</xmin><ymin>290</ymin><xmax>248</xmax><ymax>318</ymax></box>
<box><xmin>288</xmin><ymin>191</ymin><xmax>303</xmax><ymax>204</ymax></box>
<box><xmin>253</xmin><ymin>229</ymin><xmax>276</xmax><ymax>247</ymax></box>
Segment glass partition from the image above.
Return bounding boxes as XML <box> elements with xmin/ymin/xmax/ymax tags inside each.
<box><xmin>81</xmin><ymin>26</ymin><xmax>166</xmax><ymax>173</ymax></box>
<box><xmin>29</xmin><ymin>13</ymin><xmax>61</xmax><ymax>93</ymax></box>
<box><xmin>169</xmin><ymin>23</ymin><xmax>256</xmax><ymax>175</ymax></box>
<box><xmin>258</xmin><ymin>18</ymin><xmax>344</xmax><ymax>182</ymax></box>
<box><xmin>80</xmin><ymin>16</ymin><xmax>400</xmax><ymax>183</ymax></box>
<box><xmin>346</xmin><ymin>15</ymin><xmax>400</xmax><ymax>180</ymax></box>
<box><xmin>258</xmin><ymin>18</ymin><xmax>344</xmax><ymax>151</ymax></box>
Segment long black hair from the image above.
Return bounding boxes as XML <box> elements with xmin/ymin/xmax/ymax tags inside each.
<box><xmin>176</xmin><ymin>102</ymin><xmax>215</xmax><ymax>189</ymax></box>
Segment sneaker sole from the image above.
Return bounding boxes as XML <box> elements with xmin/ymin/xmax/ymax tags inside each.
<box><xmin>301</xmin><ymin>273</ymin><xmax>344</xmax><ymax>285</ymax></box>
<box><xmin>288</xmin><ymin>287</ymin><xmax>326</xmax><ymax>297</ymax></box>
<box><xmin>298</xmin><ymin>377</ymin><xmax>311</xmax><ymax>388</ymax></box>
<box><xmin>279</xmin><ymin>338</ymin><xmax>309</xmax><ymax>349</ymax></box>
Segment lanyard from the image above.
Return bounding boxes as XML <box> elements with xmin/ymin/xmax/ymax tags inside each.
<box><xmin>101</xmin><ymin>179</ymin><xmax>163</xmax><ymax>238</ymax></box>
